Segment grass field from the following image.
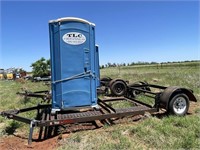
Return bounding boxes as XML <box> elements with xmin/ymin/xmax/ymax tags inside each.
<box><xmin>0</xmin><ymin>61</ymin><xmax>200</xmax><ymax>149</ymax></box>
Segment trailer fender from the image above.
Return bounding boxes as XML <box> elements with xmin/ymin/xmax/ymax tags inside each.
<box><xmin>159</xmin><ymin>86</ymin><xmax>197</xmax><ymax>110</ymax></box>
<box><xmin>100</xmin><ymin>77</ymin><xmax>112</xmax><ymax>86</ymax></box>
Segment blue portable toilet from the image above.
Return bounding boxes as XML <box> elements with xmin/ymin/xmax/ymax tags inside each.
<box><xmin>49</xmin><ymin>17</ymin><xmax>99</xmax><ymax>111</ymax></box>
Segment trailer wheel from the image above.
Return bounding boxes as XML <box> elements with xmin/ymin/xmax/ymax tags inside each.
<box><xmin>168</xmin><ymin>93</ymin><xmax>189</xmax><ymax>116</ymax></box>
<box><xmin>110</xmin><ymin>80</ymin><xmax>127</xmax><ymax>96</ymax></box>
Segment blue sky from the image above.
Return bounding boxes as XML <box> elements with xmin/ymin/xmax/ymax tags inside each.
<box><xmin>1</xmin><ymin>0</ymin><xmax>199</xmax><ymax>71</ymax></box>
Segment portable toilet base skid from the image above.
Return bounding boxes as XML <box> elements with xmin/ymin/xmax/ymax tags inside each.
<box><xmin>49</xmin><ymin>17</ymin><xmax>100</xmax><ymax>111</ymax></box>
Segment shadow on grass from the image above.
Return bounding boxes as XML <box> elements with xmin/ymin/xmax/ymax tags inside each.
<box><xmin>152</xmin><ymin>112</ymin><xmax>169</xmax><ymax>119</ymax></box>
<box><xmin>5</xmin><ymin>121</ymin><xmax>21</xmax><ymax>135</ymax></box>
<box><xmin>152</xmin><ymin>111</ymin><xmax>194</xmax><ymax>119</ymax></box>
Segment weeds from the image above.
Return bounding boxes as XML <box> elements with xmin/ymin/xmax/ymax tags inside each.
<box><xmin>0</xmin><ymin>80</ymin><xmax>50</xmax><ymax>137</ymax></box>
<box><xmin>131</xmin><ymin>115</ymin><xmax>200</xmax><ymax>149</ymax></box>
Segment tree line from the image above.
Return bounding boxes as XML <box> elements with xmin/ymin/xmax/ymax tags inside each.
<box><xmin>30</xmin><ymin>58</ymin><xmax>199</xmax><ymax>77</ymax></box>
<box><xmin>100</xmin><ymin>60</ymin><xmax>199</xmax><ymax>69</ymax></box>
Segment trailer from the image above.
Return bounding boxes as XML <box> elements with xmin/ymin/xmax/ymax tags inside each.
<box><xmin>0</xmin><ymin>17</ymin><xmax>197</xmax><ymax>145</ymax></box>
<box><xmin>0</xmin><ymin>83</ymin><xmax>197</xmax><ymax>144</ymax></box>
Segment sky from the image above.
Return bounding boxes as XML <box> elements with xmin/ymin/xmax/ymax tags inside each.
<box><xmin>0</xmin><ymin>0</ymin><xmax>199</xmax><ymax>71</ymax></box>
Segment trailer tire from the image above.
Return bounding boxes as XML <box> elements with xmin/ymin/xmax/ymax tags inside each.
<box><xmin>168</xmin><ymin>93</ymin><xmax>189</xmax><ymax>116</ymax></box>
<box><xmin>110</xmin><ymin>80</ymin><xmax>127</xmax><ymax>96</ymax></box>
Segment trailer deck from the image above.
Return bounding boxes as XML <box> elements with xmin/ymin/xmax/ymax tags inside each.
<box><xmin>0</xmin><ymin>96</ymin><xmax>158</xmax><ymax>144</ymax></box>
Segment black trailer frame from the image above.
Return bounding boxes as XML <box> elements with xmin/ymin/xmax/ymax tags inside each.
<box><xmin>16</xmin><ymin>90</ymin><xmax>51</xmax><ymax>102</ymax></box>
<box><xmin>0</xmin><ymin>83</ymin><xmax>196</xmax><ymax>145</ymax></box>
<box><xmin>1</xmin><ymin>97</ymin><xmax>158</xmax><ymax>144</ymax></box>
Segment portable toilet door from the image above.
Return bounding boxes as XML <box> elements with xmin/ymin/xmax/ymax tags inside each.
<box><xmin>49</xmin><ymin>17</ymin><xmax>98</xmax><ymax>111</ymax></box>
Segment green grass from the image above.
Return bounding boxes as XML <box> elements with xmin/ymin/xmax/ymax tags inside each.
<box><xmin>58</xmin><ymin>114</ymin><xmax>200</xmax><ymax>150</ymax></box>
<box><xmin>0</xmin><ymin>80</ymin><xmax>49</xmax><ymax>111</ymax></box>
<box><xmin>131</xmin><ymin>115</ymin><xmax>200</xmax><ymax>149</ymax></box>
<box><xmin>0</xmin><ymin>61</ymin><xmax>200</xmax><ymax>149</ymax></box>
<box><xmin>0</xmin><ymin>80</ymin><xmax>50</xmax><ymax>136</ymax></box>
<box><xmin>58</xmin><ymin>124</ymin><xmax>144</xmax><ymax>150</ymax></box>
<box><xmin>107</xmin><ymin>100</ymin><xmax>135</xmax><ymax>109</ymax></box>
<box><xmin>101</xmin><ymin>61</ymin><xmax>200</xmax><ymax>97</ymax></box>
<box><xmin>59</xmin><ymin>61</ymin><xmax>200</xmax><ymax>150</ymax></box>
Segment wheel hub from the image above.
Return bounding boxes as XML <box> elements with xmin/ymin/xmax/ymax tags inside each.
<box><xmin>173</xmin><ymin>97</ymin><xmax>187</xmax><ymax>114</ymax></box>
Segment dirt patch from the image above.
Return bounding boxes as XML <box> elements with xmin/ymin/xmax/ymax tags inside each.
<box><xmin>0</xmin><ymin>134</ymin><xmax>63</xmax><ymax>150</ymax></box>
<box><xmin>0</xmin><ymin>122</ymin><xmax>99</xmax><ymax>150</ymax></box>
<box><xmin>188</xmin><ymin>101</ymin><xmax>200</xmax><ymax>114</ymax></box>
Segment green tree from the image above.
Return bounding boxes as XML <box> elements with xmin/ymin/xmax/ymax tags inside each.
<box><xmin>30</xmin><ymin>57</ymin><xmax>50</xmax><ymax>77</ymax></box>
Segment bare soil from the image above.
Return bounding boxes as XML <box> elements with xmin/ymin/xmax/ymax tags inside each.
<box><xmin>0</xmin><ymin>134</ymin><xmax>62</xmax><ymax>150</ymax></box>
